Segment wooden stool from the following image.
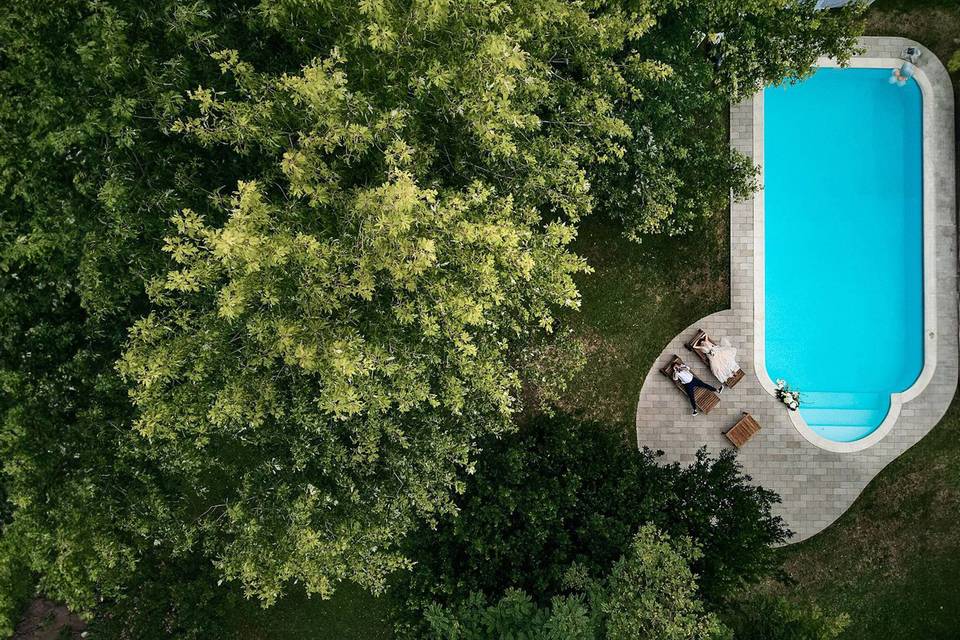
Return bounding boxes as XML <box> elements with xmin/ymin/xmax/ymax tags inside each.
<box><xmin>724</xmin><ymin>412</ymin><xmax>761</xmax><ymax>448</ymax></box>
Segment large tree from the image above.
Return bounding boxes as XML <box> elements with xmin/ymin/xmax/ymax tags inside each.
<box><xmin>0</xmin><ymin>0</ymin><xmax>862</xmax><ymax>629</ymax></box>
<box><xmin>0</xmin><ymin>0</ymin><xmax>644</xmax><ymax>620</ymax></box>
<box><xmin>116</xmin><ymin>0</ymin><xmax>651</xmax><ymax>606</ymax></box>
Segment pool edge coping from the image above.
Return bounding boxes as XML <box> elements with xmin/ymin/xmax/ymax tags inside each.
<box><xmin>752</xmin><ymin>41</ymin><xmax>952</xmax><ymax>453</ymax></box>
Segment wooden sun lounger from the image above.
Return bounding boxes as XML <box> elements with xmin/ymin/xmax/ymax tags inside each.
<box><xmin>684</xmin><ymin>328</ymin><xmax>745</xmax><ymax>388</ymax></box>
<box><xmin>724</xmin><ymin>412</ymin><xmax>761</xmax><ymax>448</ymax></box>
<box><xmin>659</xmin><ymin>355</ymin><xmax>720</xmax><ymax>414</ymax></box>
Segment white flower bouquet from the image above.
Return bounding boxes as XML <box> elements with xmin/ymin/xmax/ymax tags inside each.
<box><xmin>774</xmin><ymin>379</ymin><xmax>801</xmax><ymax>411</ymax></box>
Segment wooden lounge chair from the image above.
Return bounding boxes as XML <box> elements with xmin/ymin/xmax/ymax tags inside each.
<box><xmin>659</xmin><ymin>355</ymin><xmax>720</xmax><ymax>414</ymax></box>
<box><xmin>724</xmin><ymin>412</ymin><xmax>761</xmax><ymax>448</ymax></box>
<box><xmin>684</xmin><ymin>328</ymin><xmax>745</xmax><ymax>388</ymax></box>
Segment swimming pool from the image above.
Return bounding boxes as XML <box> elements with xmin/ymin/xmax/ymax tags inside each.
<box><xmin>764</xmin><ymin>67</ymin><xmax>924</xmax><ymax>444</ymax></box>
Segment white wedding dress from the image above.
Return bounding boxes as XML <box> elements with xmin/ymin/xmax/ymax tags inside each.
<box><xmin>697</xmin><ymin>337</ymin><xmax>740</xmax><ymax>382</ymax></box>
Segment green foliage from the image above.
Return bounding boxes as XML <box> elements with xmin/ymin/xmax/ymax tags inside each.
<box><xmin>115</xmin><ymin>0</ymin><xmax>651</xmax><ymax>605</ymax></box>
<box><xmin>86</xmin><ymin>553</ymin><xmax>230</xmax><ymax>640</ymax></box>
<box><xmin>0</xmin><ymin>0</ymin><xmax>644</xmax><ymax>619</ymax></box>
<box><xmin>421</xmin><ymin>526</ymin><xmax>728</xmax><ymax>640</ymax></box>
<box><xmin>0</xmin><ymin>0</ymin><xmax>296</xmax><ymax>621</ymax></box>
<box><xmin>593</xmin><ymin>0</ymin><xmax>865</xmax><ymax>238</ymax></box>
<box><xmin>948</xmin><ymin>49</ymin><xmax>960</xmax><ymax>73</ymax></box>
<box><xmin>0</xmin><ymin>537</ymin><xmax>31</xmax><ymax>638</ymax></box>
<box><xmin>424</xmin><ymin>590</ymin><xmax>596</xmax><ymax>640</ymax></box>
<box><xmin>603</xmin><ymin>526</ymin><xmax>728</xmax><ymax>640</ymax></box>
<box><xmin>399</xmin><ymin>413</ymin><xmax>789</xmax><ymax>623</ymax></box>
<box><xmin>725</xmin><ymin>595</ymin><xmax>849</xmax><ymax>640</ymax></box>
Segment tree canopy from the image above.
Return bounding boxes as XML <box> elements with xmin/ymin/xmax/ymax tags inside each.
<box><xmin>398</xmin><ymin>413</ymin><xmax>788</xmax><ymax>623</ymax></box>
<box><xmin>423</xmin><ymin>525</ymin><xmax>729</xmax><ymax>640</ymax></box>
<box><xmin>0</xmin><ymin>0</ymin><xmax>863</xmax><ymax>631</ymax></box>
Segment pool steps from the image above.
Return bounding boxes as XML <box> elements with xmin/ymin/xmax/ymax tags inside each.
<box><xmin>799</xmin><ymin>391</ymin><xmax>892</xmax><ymax>443</ymax></box>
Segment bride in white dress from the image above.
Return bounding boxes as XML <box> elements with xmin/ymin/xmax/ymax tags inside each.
<box><xmin>694</xmin><ymin>335</ymin><xmax>740</xmax><ymax>383</ymax></box>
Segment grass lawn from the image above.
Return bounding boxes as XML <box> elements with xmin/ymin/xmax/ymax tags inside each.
<box><xmin>768</xmin><ymin>398</ymin><xmax>960</xmax><ymax>639</ymax></box>
<box><xmin>760</xmin><ymin>4</ymin><xmax>960</xmax><ymax>639</ymax></box>
<box><xmin>560</xmin><ymin>213</ymin><xmax>729</xmax><ymax>428</ymax></box>
<box><xmin>222</xmin><ymin>582</ymin><xmax>394</xmax><ymax>640</ymax></box>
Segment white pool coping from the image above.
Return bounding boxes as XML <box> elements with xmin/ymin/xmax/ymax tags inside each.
<box><xmin>753</xmin><ymin>54</ymin><xmax>943</xmax><ymax>453</ymax></box>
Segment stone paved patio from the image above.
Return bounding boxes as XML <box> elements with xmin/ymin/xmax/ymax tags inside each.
<box><xmin>635</xmin><ymin>37</ymin><xmax>958</xmax><ymax>542</ymax></box>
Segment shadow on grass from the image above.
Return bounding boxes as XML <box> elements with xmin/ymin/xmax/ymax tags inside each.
<box><xmin>223</xmin><ymin>582</ymin><xmax>394</xmax><ymax>640</ymax></box>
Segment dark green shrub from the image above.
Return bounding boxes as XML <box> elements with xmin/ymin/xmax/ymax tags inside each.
<box><xmin>724</xmin><ymin>595</ymin><xmax>849</xmax><ymax>640</ymax></box>
<box><xmin>401</xmin><ymin>412</ymin><xmax>789</xmax><ymax>618</ymax></box>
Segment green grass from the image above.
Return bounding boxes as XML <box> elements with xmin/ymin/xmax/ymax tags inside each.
<box><xmin>223</xmin><ymin>582</ymin><xmax>394</xmax><ymax>640</ymax></box>
<box><xmin>560</xmin><ymin>213</ymin><xmax>729</xmax><ymax>429</ymax></box>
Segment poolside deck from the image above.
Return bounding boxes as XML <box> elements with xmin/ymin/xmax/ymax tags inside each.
<box><xmin>635</xmin><ymin>37</ymin><xmax>958</xmax><ymax>542</ymax></box>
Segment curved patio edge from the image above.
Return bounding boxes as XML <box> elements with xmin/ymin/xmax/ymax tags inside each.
<box><xmin>635</xmin><ymin>37</ymin><xmax>958</xmax><ymax>543</ymax></box>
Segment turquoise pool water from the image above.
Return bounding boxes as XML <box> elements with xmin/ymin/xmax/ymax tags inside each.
<box><xmin>764</xmin><ymin>67</ymin><xmax>924</xmax><ymax>443</ymax></box>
